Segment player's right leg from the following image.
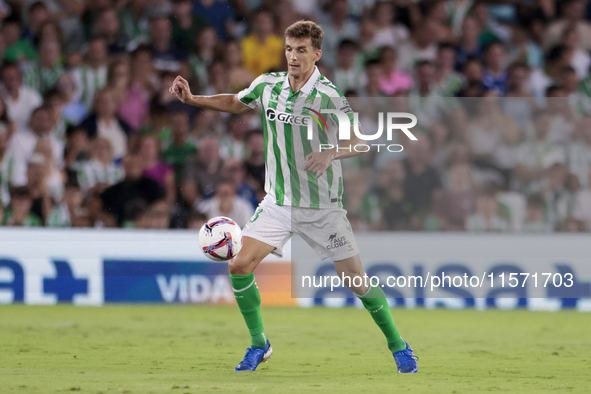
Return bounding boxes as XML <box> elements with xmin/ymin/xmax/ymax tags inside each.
<box><xmin>229</xmin><ymin>197</ymin><xmax>293</xmax><ymax>371</ymax></box>
<box><xmin>229</xmin><ymin>237</ymin><xmax>275</xmax><ymax>372</ymax></box>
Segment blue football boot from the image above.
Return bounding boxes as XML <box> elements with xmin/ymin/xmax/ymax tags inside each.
<box><xmin>393</xmin><ymin>340</ymin><xmax>419</xmax><ymax>373</ymax></box>
<box><xmin>234</xmin><ymin>340</ymin><xmax>273</xmax><ymax>372</ymax></box>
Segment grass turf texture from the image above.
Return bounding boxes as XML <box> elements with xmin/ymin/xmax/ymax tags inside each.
<box><xmin>1</xmin><ymin>305</ymin><xmax>589</xmax><ymax>393</ymax></box>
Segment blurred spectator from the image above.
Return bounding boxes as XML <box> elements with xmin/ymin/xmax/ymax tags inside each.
<box><xmin>567</xmin><ymin>117</ymin><xmax>591</xmax><ymax>188</ymax></box>
<box><xmin>541</xmin><ymin>163</ymin><xmax>572</xmax><ymax>228</ymax></box>
<box><xmin>465</xmin><ymin>188</ymin><xmax>510</xmax><ymax>232</ymax></box>
<box><xmin>528</xmin><ymin>45</ymin><xmax>569</xmax><ymax>98</ymax></box>
<box><xmin>192</xmin><ymin>0</ymin><xmax>235</xmax><ymax>41</ymax></box>
<box><xmin>543</xmin><ymin>0</ymin><xmax>591</xmax><ymax>51</ymax></box>
<box><xmin>150</xmin><ymin>16</ymin><xmax>187</xmax><ymax>73</ymax></box>
<box><xmin>56</xmin><ymin>73</ymin><xmax>88</xmax><ymax>126</ymax></box>
<box><xmin>94</xmin><ymin>8</ymin><xmax>130</xmax><ymax>55</ymax></box>
<box><xmin>46</xmin><ymin>177</ymin><xmax>85</xmax><ymax>227</ymax></box>
<box><xmin>455</xmin><ymin>16</ymin><xmax>483</xmax><ymax>72</ymax></box>
<box><xmin>377</xmin><ymin>159</ymin><xmax>415</xmax><ymax>231</ymax></box>
<box><xmin>403</xmin><ymin>134</ymin><xmax>441</xmax><ymax>217</ymax></box>
<box><xmin>0</xmin><ymin>123</ymin><xmax>12</xmax><ymax>205</ymax></box>
<box><xmin>189</xmin><ymin>26</ymin><xmax>219</xmax><ymax>88</ymax></box>
<box><xmin>220</xmin><ymin>157</ymin><xmax>258</xmax><ymax>210</ymax></box>
<box><xmin>241</xmin><ymin>8</ymin><xmax>283</xmax><ymax>76</ymax></box>
<box><xmin>321</xmin><ymin>0</ymin><xmax>359</xmax><ymax>69</ymax></box>
<box><xmin>1</xmin><ymin>186</ymin><xmax>42</xmax><ymax>226</ymax></box>
<box><xmin>343</xmin><ymin>168</ymin><xmax>381</xmax><ymax>230</ymax></box>
<box><xmin>72</xmin><ymin>37</ymin><xmax>109</xmax><ymax>109</ymax></box>
<box><xmin>482</xmin><ymin>41</ymin><xmax>508</xmax><ymax>96</ymax></box>
<box><xmin>25</xmin><ymin>153</ymin><xmax>52</xmax><ymax>222</ymax></box>
<box><xmin>397</xmin><ymin>19</ymin><xmax>438</xmax><ymax>72</ymax></box>
<box><xmin>572</xmin><ymin>170</ymin><xmax>591</xmax><ymax>230</ymax></box>
<box><xmin>544</xmin><ymin>85</ymin><xmax>577</xmax><ymax>144</ymax></box>
<box><xmin>0</xmin><ymin>62</ymin><xmax>43</xmax><ymax>131</ymax></box>
<box><xmin>506</xmin><ymin>24</ymin><xmax>543</xmax><ymax>69</ymax></box>
<box><xmin>434</xmin><ymin>43</ymin><xmax>463</xmax><ymax>96</ymax></box>
<box><xmin>562</xmin><ymin>25</ymin><xmax>591</xmax><ymax>80</ymax></box>
<box><xmin>196</xmin><ymin>178</ymin><xmax>254</xmax><ymax>227</ymax></box>
<box><xmin>219</xmin><ymin>113</ymin><xmax>249</xmax><ymax>160</ymax></box>
<box><xmin>8</xmin><ymin>105</ymin><xmax>63</xmax><ymax>186</ymax></box>
<box><xmin>136</xmin><ymin>134</ymin><xmax>176</xmax><ymax>205</ymax></box>
<box><xmin>378</xmin><ymin>46</ymin><xmax>413</xmax><ymax>96</ymax></box>
<box><xmin>119</xmin><ymin>0</ymin><xmax>150</xmax><ymax>47</ymax></box>
<box><xmin>433</xmin><ymin>163</ymin><xmax>476</xmax><ymax>231</ymax></box>
<box><xmin>333</xmin><ymin>39</ymin><xmax>365</xmax><ymax>94</ymax></box>
<box><xmin>359</xmin><ymin>59</ymin><xmax>385</xmax><ymax>97</ymax></box>
<box><xmin>81</xmin><ymin>88</ymin><xmax>132</xmax><ymax>160</ymax></box>
<box><xmin>77</xmin><ymin>137</ymin><xmax>123</xmax><ymax>193</ymax></box>
<box><xmin>23</xmin><ymin>39</ymin><xmax>63</xmax><ymax>94</ymax></box>
<box><xmin>107</xmin><ymin>57</ymin><xmax>150</xmax><ymax>131</ymax></box>
<box><xmin>187</xmin><ymin>210</ymin><xmax>207</xmax><ymax>230</ymax></box>
<box><xmin>100</xmin><ymin>153</ymin><xmax>165</xmax><ymax>226</ymax></box>
<box><xmin>181</xmin><ymin>135</ymin><xmax>222</xmax><ymax>205</ymax></box>
<box><xmin>63</xmin><ymin>125</ymin><xmax>90</xmax><ymax>171</ymax></box>
<box><xmin>515</xmin><ymin>112</ymin><xmax>566</xmax><ymax>195</ymax></box>
<box><xmin>522</xmin><ymin>193</ymin><xmax>552</xmax><ymax>233</ymax></box>
<box><xmin>162</xmin><ymin>110</ymin><xmax>197</xmax><ymax>181</ymax></box>
<box><xmin>468</xmin><ymin>91</ymin><xmax>519</xmax><ymax>167</ymax></box>
<box><xmin>0</xmin><ymin>94</ymin><xmax>15</xmax><ymax>138</ymax></box>
<box><xmin>170</xmin><ymin>0</ymin><xmax>207</xmax><ymax>54</ymax></box>
<box><xmin>1</xmin><ymin>17</ymin><xmax>37</xmax><ymax>63</ymax></box>
<box><xmin>366</xmin><ymin>1</ymin><xmax>408</xmax><ymax>53</ymax></box>
<box><xmin>23</xmin><ymin>2</ymin><xmax>50</xmax><ymax>45</ymax></box>
<box><xmin>225</xmin><ymin>40</ymin><xmax>255</xmax><ymax>93</ymax></box>
<box><xmin>243</xmin><ymin>129</ymin><xmax>265</xmax><ymax>193</ymax></box>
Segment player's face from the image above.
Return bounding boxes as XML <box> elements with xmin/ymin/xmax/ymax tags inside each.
<box><xmin>285</xmin><ymin>37</ymin><xmax>321</xmax><ymax>78</ymax></box>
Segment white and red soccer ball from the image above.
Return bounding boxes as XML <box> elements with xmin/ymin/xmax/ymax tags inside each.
<box><xmin>198</xmin><ymin>216</ymin><xmax>243</xmax><ymax>261</ymax></box>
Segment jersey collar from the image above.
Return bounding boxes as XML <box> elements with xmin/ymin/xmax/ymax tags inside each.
<box><xmin>283</xmin><ymin>66</ymin><xmax>321</xmax><ymax>95</ymax></box>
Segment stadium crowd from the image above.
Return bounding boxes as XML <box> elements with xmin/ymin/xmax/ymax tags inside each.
<box><xmin>1</xmin><ymin>0</ymin><xmax>591</xmax><ymax>233</ymax></box>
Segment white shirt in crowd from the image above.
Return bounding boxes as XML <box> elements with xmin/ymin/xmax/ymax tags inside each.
<box><xmin>97</xmin><ymin>119</ymin><xmax>127</xmax><ymax>160</ymax></box>
<box><xmin>197</xmin><ymin>196</ymin><xmax>254</xmax><ymax>228</ymax></box>
<box><xmin>0</xmin><ymin>85</ymin><xmax>43</xmax><ymax>132</ymax></box>
<box><xmin>7</xmin><ymin>129</ymin><xmax>64</xmax><ymax>186</ymax></box>
<box><xmin>572</xmin><ymin>189</ymin><xmax>591</xmax><ymax>230</ymax></box>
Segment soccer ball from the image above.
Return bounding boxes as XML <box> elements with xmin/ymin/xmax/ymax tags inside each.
<box><xmin>198</xmin><ymin>216</ymin><xmax>243</xmax><ymax>261</ymax></box>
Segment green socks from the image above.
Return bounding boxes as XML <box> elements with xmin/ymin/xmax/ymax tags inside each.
<box><xmin>358</xmin><ymin>283</ymin><xmax>407</xmax><ymax>353</ymax></box>
<box><xmin>230</xmin><ymin>272</ymin><xmax>267</xmax><ymax>348</ymax></box>
<box><xmin>230</xmin><ymin>273</ymin><xmax>404</xmax><ymax>353</ymax></box>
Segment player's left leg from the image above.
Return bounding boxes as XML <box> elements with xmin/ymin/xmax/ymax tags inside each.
<box><xmin>334</xmin><ymin>254</ymin><xmax>418</xmax><ymax>373</ymax></box>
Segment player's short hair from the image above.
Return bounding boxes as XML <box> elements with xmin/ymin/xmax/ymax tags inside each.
<box><xmin>285</xmin><ymin>20</ymin><xmax>324</xmax><ymax>51</ymax></box>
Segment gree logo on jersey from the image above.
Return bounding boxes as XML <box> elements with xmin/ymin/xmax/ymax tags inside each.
<box><xmin>266</xmin><ymin>108</ymin><xmax>310</xmax><ymax>125</ymax></box>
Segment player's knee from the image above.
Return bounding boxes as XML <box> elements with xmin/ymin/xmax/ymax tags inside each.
<box><xmin>228</xmin><ymin>254</ymin><xmax>257</xmax><ymax>275</ymax></box>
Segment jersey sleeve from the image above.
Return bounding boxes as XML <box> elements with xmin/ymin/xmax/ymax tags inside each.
<box><xmin>326</xmin><ymin>88</ymin><xmax>355</xmax><ymax>129</ymax></box>
<box><xmin>237</xmin><ymin>74</ymin><xmax>273</xmax><ymax>109</ymax></box>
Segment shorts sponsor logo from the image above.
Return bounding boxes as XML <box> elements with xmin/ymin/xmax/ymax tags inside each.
<box><xmin>326</xmin><ymin>233</ymin><xmax>350</xmax><ymax>250</ymax></box>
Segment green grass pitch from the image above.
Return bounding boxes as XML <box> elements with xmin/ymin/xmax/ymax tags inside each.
<box><xmin>1</xmin><ymin>305</ymin><xmax>590</xmax><ymax>393</ymax></box>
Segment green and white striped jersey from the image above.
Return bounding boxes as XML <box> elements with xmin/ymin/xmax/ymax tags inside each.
<box><xmin>237</xmin><ymin>66</ymin><xmax>354</xmax><ymax>209</ymax></box>
<box><xmin>0</xmin><ymin>154</ymin><xmax>15</xmax><ymax>206</ymax></box>
<box><xmin>72</xmin><ymin>65</ymin><xmax>108</xmax><ymax>109</ymax></box>
<box><xmin>77</xmin><ymin>159</ymin><xmax>124</xmax><ymax>192</ymax></box>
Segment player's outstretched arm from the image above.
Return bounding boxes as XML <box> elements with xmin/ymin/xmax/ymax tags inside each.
<box><xmin>169</xmin><ymin>76</ymin><xmax>250</xmax><ymax>114</ymax></box>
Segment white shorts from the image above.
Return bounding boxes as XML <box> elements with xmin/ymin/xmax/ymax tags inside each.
<box><xmin>242</xmin><ymin>195</ymin><xmax>360</xmax><ymax>261</ymax></box>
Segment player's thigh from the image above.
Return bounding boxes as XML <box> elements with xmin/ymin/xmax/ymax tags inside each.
<box><xmin>230</xmin><ymin>200</ymin><xmax>293</xmax><ymax>275</ymax></box>
<box><xmin>229</xmin><ymin>236</ymin><xmax>276</xmax><ymax>275</ymax></box>
<box><xmin>295</xmin><ymin>208</ymin><xmax>360</xmax><ymax>262</ymax></box>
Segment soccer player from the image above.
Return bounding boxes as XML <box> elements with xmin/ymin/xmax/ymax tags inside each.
<box><xmin>170</xmin><ymin>20</ymin><xmax>419</xmax><ymax>373</ymax></box>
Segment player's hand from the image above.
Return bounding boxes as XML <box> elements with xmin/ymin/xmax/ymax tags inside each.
<box><xmin>169</xmin><ymin>76</ymin><xmax>193</xmax><ymax>104</ymax></box>
<box><xmin>304</xmin><ymin>150</ymin><xmax>335</xmax><ymax>178</ymax></box>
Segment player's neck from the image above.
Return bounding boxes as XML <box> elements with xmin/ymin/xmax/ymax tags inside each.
<box><xmin>288</xmin><ymin>65</ymin><xmax>316</xmax><ymax>93</ymax></box>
